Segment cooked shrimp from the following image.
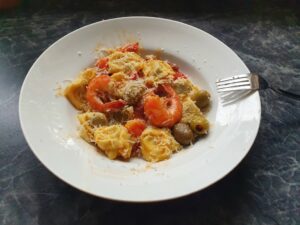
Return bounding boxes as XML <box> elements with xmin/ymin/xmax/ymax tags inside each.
<box><xmin>86</xmin><ymin>75</ymin><xmax>126</xmax><ymax>112</ymax></box>
<box><xmin>143</xmin><ymin>84</ymin><xmax>182</xmax><ymax>128</ymax></box>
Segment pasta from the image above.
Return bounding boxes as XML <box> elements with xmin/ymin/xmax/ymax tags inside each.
<box><xmin>64</xmin><ymin>68</ymin><xmax>96</xmax><ymax>110</ymax></box>
<box><xmin>143</xmin><ymin>59</ymin><xmax>174</xmax><ymax>86</ymax></box>
<box><xmin>172</xmin><ymin>78</ymin><xmax>194</xmax><ymax>95</ymax></box>
<box><xmin>107</xmin><ymin>51</ymin><xmax>144</xmax><ymax>74</ymax></box>
<box><xmin>94</xmin><ymin>125</ymin><xmax>134</xmax><ymax>159</ymax></box>
<box><xmin>77</xmin><ymin>112</ymin><xmax>108</xmax><ymax>142</ymax></box>
<box><xmin>141</xmin><ymin>127</ymin><xmax>181</xmax><ymax>162</ymax></box>
<box><xmin>64</xmin><ymin>42</ymin><xmax>211</xmax><ymax>162</ymax></box>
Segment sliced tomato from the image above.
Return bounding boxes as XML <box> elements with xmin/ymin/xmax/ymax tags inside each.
<box><xmin>134</xmin><ymin>103</ymin><xmax>146</xmax><ymax>119</ymax></box>
<box><xmin>125</xmin><ymin>119</ymin><xmax>147</xmax><ymax>137</ymax></box>
<box><xmin>168</xmin><ymin>62</ymin><xmax>179</xmax><ymax>72</ymax></box>
<box><xmin>119</xmin><ymin>42</ymin><xmax>139</xmax><ymax>53</ymax></box>
<box><xmin>96</xmin><ymin>57</ymin><xmax>109</xmax><ymax>69</ymax></box>
<box><xmin>173</xmin><ymin>71</ymin><xmax>187</xmax><ymax>80</ymax></box>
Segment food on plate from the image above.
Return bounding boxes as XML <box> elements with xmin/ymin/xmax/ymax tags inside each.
<box><xmin>180</xmin><ymin>97</ymin><xmax>209</xmax><ymax>135</ymax></box>
<box><xmin>64</xmin><ymin>42</ymin><xmax>211</xmax><ymax>162</ymax></box>
<box><xmin>77</xmin><ymin>112</ymin><xmax>108</xmax><ymax>142</ymax></box>
<box><xmin>94</xmin><ymin>125</ymin><xmax>134</xmax><ymax>159</ymax></box>
<box><xmin>141</xmin><ymin>127</ymin><xmax>181</xmax><ymax>162</ymax></box>
<box><xmin>64</xmin><ymin>68</ymin><xmax>96</xmax><ymax>110</ymax></box>
<box><xmin>143</xmin><ymin>84</ymin><xmax>182</xmax><ymax>128</ymax></box>
<box><xmin>172</xmin><ymin>123</ymin><xmax>194</xmax><ymax>145</ymax></box>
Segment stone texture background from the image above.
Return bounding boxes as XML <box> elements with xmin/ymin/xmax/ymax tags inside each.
<box><xmin>0</xmin><ymin>1</ymin><xmax>299</xmax><ymax>224</ymax></box>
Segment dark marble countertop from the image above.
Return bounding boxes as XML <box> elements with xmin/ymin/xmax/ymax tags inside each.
<box><xmin>0</xmin><ymin>1</ymin><xmax>299</xmax><ymax>225</ymax></box>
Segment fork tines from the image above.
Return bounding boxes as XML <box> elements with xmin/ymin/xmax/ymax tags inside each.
<box><xmin>216</xmin><ymin>74</ymin><xmax>252</xmax><ymax>92</ymax></box>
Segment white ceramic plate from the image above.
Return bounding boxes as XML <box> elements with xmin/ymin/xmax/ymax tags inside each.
<box><xmin>19</xmin><ymin>17</ymin><xmax>261</xmax><ymax>202</ymax></box>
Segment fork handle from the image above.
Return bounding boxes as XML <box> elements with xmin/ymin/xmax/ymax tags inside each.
<box><xmin>269</xmin><ymin>87</ymin><xmax>300</xmax><ymax>100</ymax></box>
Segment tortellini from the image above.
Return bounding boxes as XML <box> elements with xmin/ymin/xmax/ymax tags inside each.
<box><xmin>77</xmin><ymin>112</ymin><xmax>108</xmax><ymax>142</ymax></box>
<box><xmin>64</xmin><ymin>68</ymin><xmax>96</xmax><ymax>110</ymax></box>
<box><xmin>94</xmin><ymin>125</ymin><xmax>134</xmax><ymax>159</ymax></box>
<box><xmin>173</xmin><ymin>78</ymin><xmax>210</xmax><ymax>109</ymax></box>
<box><xmin>109</xmin><ymin>106</ymin><xmax>135</xmax><ymax>124</ymax></box>
<box><xmin>181</xmin><ymin>97</ymin><xmax>209</xmax><ymax>135</ymax></box>
<box><xmin>140</xmin><ymin>127</ymin><xmax>181</xmax><ymax>162</ymax></box>
<box><xmin>64</xmin><ymin>43</ymin><xmax>211</xmax><ymax>163</ymax></box>
<box><xmin>143</xmin><ymin>59</ymin><xmax>174</xmax><ymax>85</ymax></box>
<box><xmin>110</xmin><ymin>71</ymin><xmax>128</xmax><ymax>83</ymax></box>
<box><xmin>107</xmin><ymin>51</ymin><xmax>144</xmax><ymax>74</ymax></box>
<box><xmin>172</xmin><ymin>78</ymin><xmax>194</xmax><ymax>95</ymax></box>
<box><xmin>120</xmin><ymin>80</ymin><xmax>146</xmax><ymax>105</ymax></box>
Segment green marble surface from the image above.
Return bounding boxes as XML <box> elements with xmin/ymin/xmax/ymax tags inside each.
<box><xmin>0</xmin><ymin>1</ymin><xmax>299</xmax><ymax>225</ymax></box>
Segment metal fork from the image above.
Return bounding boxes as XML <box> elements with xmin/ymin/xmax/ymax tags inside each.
<box><xmin>216</xmin><ymin>73</ymin><xmax>300</xmax><ymax>100</ymax></box>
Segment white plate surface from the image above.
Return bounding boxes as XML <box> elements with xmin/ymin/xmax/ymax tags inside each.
<box><xmin>19</xmin><ymin>17</ymin><xmax>261</xmax><ymax>202</ymax></box>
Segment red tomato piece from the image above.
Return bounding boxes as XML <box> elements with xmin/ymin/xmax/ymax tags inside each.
<box><xmin>125</xmin><ymin>119</ymin><xmax>147</xmax><ymax>137</ymax></box>
<box><xmin>134</xmin><ymin>103</ymin><xmax>146</xmax><ymax>119</ymax></box>
<box><xmin>173</xmin><ymin>71</ymin><xmax>187</xmax><ymax>80</ymax></box>
<box><xmin>96</xmin><ymin>57</ymin><xmax>109</xmax><ymax>69</ymax></box>
<box><xmin>119</xmin><ymin>42</ymin><xmax>139</xmax><ymax>53</ymax></box>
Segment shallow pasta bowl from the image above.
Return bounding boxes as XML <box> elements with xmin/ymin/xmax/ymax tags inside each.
<box><xmin>19</xmin><ymin>17</ymin><xmax>261</xmax><ymax>202</ymax></box>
